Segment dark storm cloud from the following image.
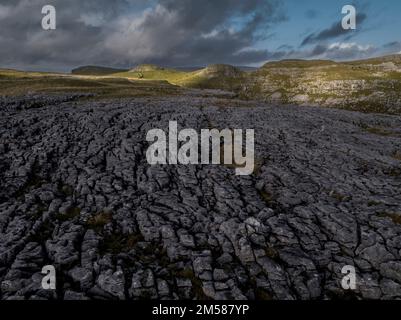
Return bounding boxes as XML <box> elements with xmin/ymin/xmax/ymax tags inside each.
<box><xmin>105</xmin><ymin>0</ymin><xmax>287</xmax><ymax>67</ymax></box>
<box><xmin>0</xmin><ymin>0</ymin><xmax>133</xmax><ymax>70</ymax></box>
<box><xmin>301</xmin><ymin>13</ymin><xmax>367</xmax><ymax>46</ymax></box>
<box><xmin>0</xmin><ymin>0</ymin><xmax>286</xmax><ymax>71</ymax></box>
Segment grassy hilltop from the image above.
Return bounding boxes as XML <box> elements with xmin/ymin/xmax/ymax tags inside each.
<box><xmin>1</xmin><ymin>54</ymin><xmax>401</xmax><ymax>114</ymax></box>
<box><xmin>243</xmin><ymin>55</ymin><xmax>401</xmax><ymax>114</ymax></box>
<box><xmin>112</xmin><ymin>64</ymin><xmax>245</xmax><ymax>91</ymax></box>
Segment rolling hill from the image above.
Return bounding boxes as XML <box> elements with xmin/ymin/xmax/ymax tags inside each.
<box><xmin>110</xmin><ymin>64</ymin><xmax>245</xmax><ymax>91</ymax></box>
<box><xmin>2</xmin><ymin>54</ymin><xmax>401</xmax><ymax>114</ymax></box>
<box><xmin>107</xmin><ymin>56</ymin><xmax>401</xmax><ymax>114</ymax></box>
<box><xmin>71</xmin><ymin>66</ymin><xmax>129</xmax><ymax>76</ymax></box>
<box><xmin>241</xmin><ymin>55</ymin><xmax>401</xmax><ymax>114</ymax></box>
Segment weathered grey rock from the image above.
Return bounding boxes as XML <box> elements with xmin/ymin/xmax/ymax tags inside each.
<box><xmin>97</xmin><ymin>268</ymin><xmax>125</xmax><ymax>300</ymax></box>
<box><xmin>213</xmin><ymin>269</ymin><xmax>229</xmax><ymax>281</ymax></box>
<box><xmin>64</xmin><ymin>290</ymin><xmax>90</xmax><ymax>300</ymax></box>
<box><xmin>69</xmin><ymin>267</ymin><xmax>93</xmax><ymax>291</ymax></box>
<box><xmin>380</xmin><ymin>262</ymin><xmax>401</xmax><ymax>283</ymax></box>
<box><xmin>1</xmin><ymin>93</ymin><xmax>401</xmax><ymax>300</ymax></box>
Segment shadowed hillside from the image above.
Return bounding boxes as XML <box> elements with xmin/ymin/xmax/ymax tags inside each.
<box><xmin>72</xmin><ymin>66</ymin><xmax>129</xmax><ymax>76</ymax></box>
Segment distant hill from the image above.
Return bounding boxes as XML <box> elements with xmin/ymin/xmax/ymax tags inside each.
<box><xmin>68</xmin><ymin>54</ymin><xmax>401</xmax><ymax>114</ymax></box>
<box><xmin>196</xmin><ymin>64</ymin><xmax>244</xmax><ymax>78</ymax></box>
<box><xmin>113</xmin><ymin>64</ymin><xmax>188</xmax><ymax>84</ymax></box>
<box><xmin>129</xmin><ymin>64</ymin><xmax>166</xmax><ymax>73</ymax></box>
<box><xmin>110</xmin><ymin>64</ymin><xmax>246</xmax><ymax>91</ymax></box>
<box><xmin>172</xmin><ymin>64</ymin><xmax>245</xmax><ymax>91</ymax></box>
<box><xmin>262</xmin><ymin>59</ymin><xmax>337</xmax><ymax>68</ymax></box>
<box><xmin>173</xmin><ymin>66</ymin><xmax>204</xmax><ymax>72</ymax></box>
<box><xmin>346</xmin><ymin>54</ymin><xmax>401</xmax><ymax>66</ymax></box>
<box><xmin>242</xmin><ymin>54</ymin><xmax>401</xmax><ymax>114</ymax></box>
<box><xmin>71</xmin><ymin>66</ymin><xmax>128</xmax><ymax>76</ymax></box>
<box><xmin>129</xmin><ymin>65</ymin><xmax>257</xmax><ymax>72</ymax></box>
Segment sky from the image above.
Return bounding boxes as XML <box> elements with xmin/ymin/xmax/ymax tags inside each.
<box><xmin>0</xmin><ymin>0</ymin><xmax>400</xmax><ymax>71</ymax></box>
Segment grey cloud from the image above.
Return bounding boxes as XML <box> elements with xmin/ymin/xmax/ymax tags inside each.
<box><xmin>104</xmin><ymin>0</ymin><xmax>287</xmax><ymax>67</ymax></box>
<box><xmin>311</xmin><ymin>44</ymin><xmax>327</xmax><ymax>56</ymax></box>
<box><xmin>301</xmin><ymin>13</ymin><xmax>367</xmax><ymax>46</ymax></box>
<box><xmin>0</xmin><ymin>0</ymin><xmax>132</xmax><ymax>70</ymax></box>
<box><xmin>0</xmin><ymin>0</ymin><xmax>384</xmax><ymax>70</ymax></box>
<box><xmin>308</xmin><ymin>42</ymin><xmax>377</xmax><ymax>60</ymax></box>
<box><xmin>263</xmin><ymin>42</ymin><xmax>378</xmax><ymax>62</ymax></box>
<box><xmin>0</xmin><ymin>0</ymin><xmax>286</xmax><ymax>71</ymax></box>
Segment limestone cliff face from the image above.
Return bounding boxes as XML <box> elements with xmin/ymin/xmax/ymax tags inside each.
<box><xmin>237</xmin><ymin>56</ymin><xmax>401</xmax><ymax>114</ymax></box>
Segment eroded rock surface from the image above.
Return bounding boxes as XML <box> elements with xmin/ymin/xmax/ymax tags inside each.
<box><xmin>1</xmin><ymin>93</ymin><xmax>401</xmax><ymax>300</ymax></box>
